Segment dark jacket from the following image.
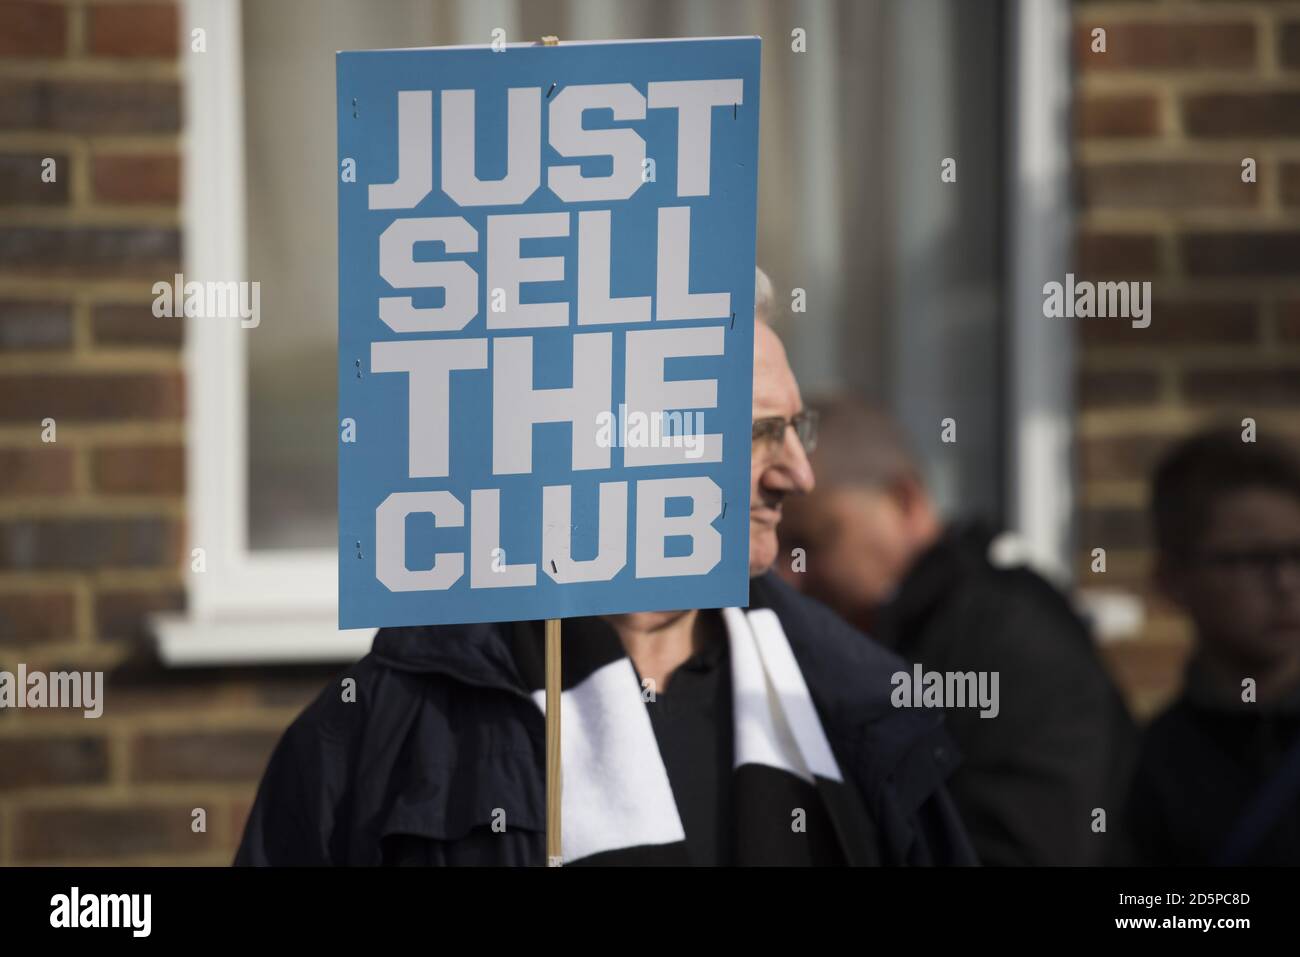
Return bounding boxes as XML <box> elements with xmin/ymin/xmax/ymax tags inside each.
<box><xmin>1127</xmin><ymin>661</ymin><xmax>1300</xmax><ymax>866</ymax></box>
<box><xmin>872</xmin><ymin>522</ymin><xmax>1138</xmax><ymax>865</ymax></box>
<box><xmin>236</xmin><ymin>573</ymin><xmax>977</xmax><ymax>866</ymax></box>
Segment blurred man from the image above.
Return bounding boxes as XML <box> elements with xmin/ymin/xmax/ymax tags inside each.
<box><xmin>779</xmin><ymin>397</ymin><xmax>1136</xmax><ymax>865</ymax></box>
<box><xmin>1127</xmin><ymin>429</ymin><xmax>1300</xmax><ymax>865</ymax></box>
<box><xmin>237</xmin><ymin>276</ymin><xmax>975</xmax><ymax>867</ymax></box>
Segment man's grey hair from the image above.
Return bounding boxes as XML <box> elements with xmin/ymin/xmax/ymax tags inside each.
<box><xmin>755</xmin><ymin>266</ymin><xmax>775</xmax><ymax>323</ymax></box>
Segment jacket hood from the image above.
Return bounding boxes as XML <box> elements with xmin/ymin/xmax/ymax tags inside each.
<box><xmin>371</xmin><ymin>618</ymin><xmax>529</xmax><ymax>695</ymax></box>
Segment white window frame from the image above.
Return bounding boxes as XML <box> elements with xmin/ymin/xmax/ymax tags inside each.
<box><xmin>153</xmin><ymin>0</ymin><xmax>372</xmax><ymax>665</ymax></box>
<box><xmin>1006</xmin><ymin>0</ymin><xmax>1075</xmax><ymax>587</ymax></box>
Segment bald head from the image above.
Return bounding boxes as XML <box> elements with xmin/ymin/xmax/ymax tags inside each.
<box><xmin>779</xmin><ymin>396</ymin><xmax>941</xmax><ymax>621</ymax></box>
<box><xmin>805</xmin><ymin>395</ymin><xmax>922</xmax><ymax>491</ymax></box>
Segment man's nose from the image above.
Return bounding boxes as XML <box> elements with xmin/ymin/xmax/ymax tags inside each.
<box><xmin>765</xmin><ymin>425</ymin><xmax>816</xmax><ymax>495</ymax></box>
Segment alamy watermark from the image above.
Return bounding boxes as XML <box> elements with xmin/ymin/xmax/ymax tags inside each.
<box><xmin>890</xmin><ymin>664</ymin><xmax>1000</xmax><ymax>719</ymax></box>
<box><xmin>0</xmin><ymin>665</ymin><xmax>103</xmax><ymax>718</ymax></box>
<box><xmin>50</xmin><ymin>887</ymin><xmax>150</xmax><ymax>937</ymax></box>
<box><xmin>1042</xmin><ymin>273</ymin><xmax>1151</xmax><ymax>329</ymax></box>
<box><xmin>594</xmin><ymin>404</ymin><xmax>707</xmax><ymax>459</ymax></box>
<box><xmin>152</xmin><ymin>273</ymin><xmax>261</xmax><ymax>328</ymax></box>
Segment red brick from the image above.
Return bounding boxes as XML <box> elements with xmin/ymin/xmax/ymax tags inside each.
<box><xmin>1279</xmin><ymin>301</ymin><xmax>1300</xmax><ymax>341</ymax></box>
<box><xmin>1080</xmin><ymin>299</ymin><xmax>1259</xmax><ymax>347</ymax></box>
<box><xmin>1076</xmin><ymin>232</ymin><xmax>1162</xmax><ymax>278</ymax></box>
<box><xmin>131</xmin><ymin>730</ymin><xmax>281</xmax><ymax>784</ymax></box>
<box><xmin>1100</xmin><ymin>639</ymin><xmax>1193</xmax><ymax>718</ymax></box>
<box><xmin>1075</xmin><ymin>22</ymin><xmax>1256</xmax><ymax>72</ymax></box>
<box><xmin>0</xmin><ymin>516</ymin><xmax>178</xmax><ymax>570</ymax></box>
<box><xmin>93</xmin><ymin>445</ymin><xmax>184</xmax><ymax>495</ymax></box>
<box><xmin>1075</xmin><ymin>93</ymin><xmax>1161</xmax><ymax>139</ymax></box>
<box><xmin>0</xmin><ymin>591</ymin><xmax>77</xmax><ymax>644</ymax></box>
<box><xmin>0</xmin><ymin>2</ymin><xmax>67</xmax><ymax>57</ymax></box>
<box><xmin>1183</xmin><ymin>366</ymin><xmax>1300</xmax><ymax>405</ymax></box>
<box><xmin>0</xmin><ymin>447</ymin><xmax>75</xmax><ymax>494</ymax></box>
<box><xmin>0</xmin><ymin>372</ymin><xmax>183</xmax><ymax>422</ymax></box>
<box><xmin>0</xmin><ymin>227</ymin><xmax>180</xmax><ymax>279</ymax></box>
<box><xmin>0</xmin><ymin>153</ymin><xmax>69</xmax><ymax>206</ymax></box>
<box><xmin>227</xmin><ymin>798</ymin><xmax>252</xmax><ymax>853</ymax></box>
<box><xmin>1181</xmin><ymin>231</ymin><xmax>1300</xmax><ymax>277</ymax></box>
<box><xmin>0</xmin><ymin>737</ymin><xmax>110</xmax><ymax>791</ymax></box>
<box><xmin>1079</xmin><ymin>161</ymin><xmax>1257</xmax><ymax>209</ymax></box>
<box><xmin>1080</xmin><ymin>432</ymin><xmax>1176</xmax><ymax>484</ymax></box>
<box><xmin>91</xmin><ymin>153</ymin><xmax>179</xmax><ymax>205</ymax></box>
<box><xmin>1081</xmin><ymin>505</ymin><xmax>1151</xmax><ymax>550</ymax></box>
<box><xmin>94</xmin><ymin>587</ymin><xmax>184</xmax><ymax>642</ymax></box>
<box><xmin>1282</xmin><ymin>162</ymin><xmax>1300</xmax><ymax>207</ymax></box>
<box><xmin>0</xmin><ymin>79</ymin><xmax>181</xmax><ymax>134</ymax></box>
<box><xmin>0</xmin><ymin>300</ymin><xmax>73</xmax><ymax>351</ymax></box>
<box><xmin>254</xmin><ymin>669</ymin><xmax>341</xmax><ymax>709</ymax></box>
<box><xmin>1078</xmin><ymin>368</ymin><xmax>1163</xmax><ymax>409</ymax></box>
<box><xmin>1183</xmin><ymin>93</ymin><xmax>1300</xmax><ymax>138</ymax></box>
<box><xmin>1281</xmin><ymin>21</ymin><xmax>1300</xmax><ymax>70</ymax></box>
<box><xmin>13</xmin><ymin>804</ymin><xmax>217</xmax><ymax>862</ymax></box>
<box><xmin>92</xmin><ymin>303</ymin><xmax>183</xmax><ymax>348</ymax></box>
<box><xmin>89</xmin><ymin>3</ymin><xmax>178</xmax><ymax>58</ymax></box>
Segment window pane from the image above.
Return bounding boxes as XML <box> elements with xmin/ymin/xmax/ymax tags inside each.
<box><xmin>240</xmin><ymin>0</ymin><xmax>1006</xmax><ymax>548</ymax></box>
<box><xmin>242</xmin><ymin>0</ymin><xmax>437</xmax><ymax>551</ymax></box>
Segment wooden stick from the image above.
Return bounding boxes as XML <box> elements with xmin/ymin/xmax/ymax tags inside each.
<box><xmin>540</xmin><ymin>30</ymin><xmax>562</xmax><ymax>869</ymax></box>
<box><xmin>545</xmin><ymin>617</ymin><xmax>562</xmax><ymax>866</ymax></box>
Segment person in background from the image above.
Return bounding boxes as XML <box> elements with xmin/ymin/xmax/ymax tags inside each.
<box><xmin>1127</xmin><ymin>428</ymin><xmax>1300</xmax><ymax>866</ymax></box>
<box><xmin>778</xmin><ymin>396</ymin><xmax>1136</xmax><ymax>865</ymax></box>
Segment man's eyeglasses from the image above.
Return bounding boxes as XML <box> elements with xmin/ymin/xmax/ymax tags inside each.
<box><xmin>752</xmin><ymin>410</ymin><xmax>819</xmax><ymax>454</ymax></box>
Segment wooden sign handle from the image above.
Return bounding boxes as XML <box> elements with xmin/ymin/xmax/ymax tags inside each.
<box><xmin>541</xmin><ymin>32</ymin><xmax>561</xmax><ymax>869</ymax></box>
<box><xmin>545</xmin><ymin>616</ymin><xmax>562</xmax><ymax>866</ymax></box>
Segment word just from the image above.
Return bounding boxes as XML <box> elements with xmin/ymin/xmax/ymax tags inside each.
<box><xmin>367</xmin><ymin>79</ymin><xmax>744</xmax><ymax>333</ymax></box>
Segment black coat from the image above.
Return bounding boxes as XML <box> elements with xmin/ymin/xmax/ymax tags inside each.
<box><xmin>1126</xmin><ymin>664</ymin><xmax>1300</xmax><ymax>866</ymax></box>
<box><xmin>235</xmin><ymin>573</ymin><xmax>977</xmax><ymax>866</ymax></box>
<box><xmin>872</xmin><ymin>523</ymin><xmax>1138</xmax><ymax>865</ymax></box>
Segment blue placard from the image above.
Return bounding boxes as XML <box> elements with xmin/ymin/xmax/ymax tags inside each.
<box><xmin>337</xmin><ymin>37</ymin><xmax>761</xmax><ymax>629</ymax></box>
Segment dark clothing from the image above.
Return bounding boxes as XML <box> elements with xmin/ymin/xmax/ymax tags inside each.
<box><xmin>635</xmin><ymin>617</ymin><xmax>735</xmax><ymax>866</ymax></box>
<box><xmin>235</xmin><ymin>573</ymin><xmax>977</xmax><ymax>866</ymax></box>
<box><xmin>871</xmin><ymin>522</ymin><xmax>1137</xmax><ymax>865</ymax></box>
<box><xmin>507</xmin><ymin>612</ymin><xmax>738</xmax><ymax>866</ymax></box>
<box><xmin>1127</xmin><ymin>662</ymin><xmax>1300</xmax><ymax>866</ymax></box>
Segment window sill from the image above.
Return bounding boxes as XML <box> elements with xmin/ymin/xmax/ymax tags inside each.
<box><xmin>151</xmin><ymin>611</ymin><xmax>375</xmax><ymax>667</ymax></box>
<box><xmin>1074</xmin><ymin>588</ymin><xmax>1145</xmax><ymax>644</ymax></box>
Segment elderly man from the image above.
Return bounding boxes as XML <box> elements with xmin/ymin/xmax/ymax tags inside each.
<box><xmin>237</xmin><ymin>274</ymin><xmax>974</xmax><ymax>867</ymax></box>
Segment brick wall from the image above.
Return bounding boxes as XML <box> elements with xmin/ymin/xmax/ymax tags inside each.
<box><xmin>1073</xmin><ymin>1</ymin><xmax>1300</xmax><ymax>717</ymax></box>
<box><xmin>0</xmin><ymin>0</ymin><xmax>330</xmax><ymax>866</ymax></box>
